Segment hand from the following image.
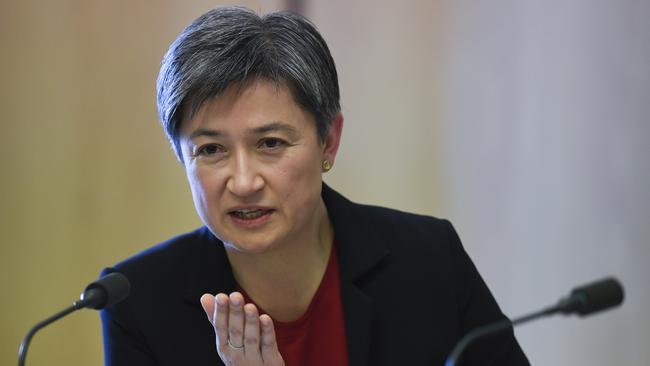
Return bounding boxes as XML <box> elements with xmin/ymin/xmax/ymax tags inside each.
<box><xmin>200</xmin><ymin>292</ymin><xmax>285</xmax><ymax>366</ymax></box>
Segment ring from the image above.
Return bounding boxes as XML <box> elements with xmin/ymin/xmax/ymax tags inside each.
<box><xmin>227</xmin><ymin>338</ymin><xmax>244</xmax><ymax>350</ymax></box>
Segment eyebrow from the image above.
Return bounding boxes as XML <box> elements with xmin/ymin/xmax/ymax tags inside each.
<box><xmin>250</xmin><ymin>121</ymin><xmax>299</xmax><ymax>137</ymax></box>
<box><xmin>189</xmin><ymin>129</ymin><xmax>223</xmax><ymax>140</ymax></box>
<box><xmin>188</xmin><ymin>121</ymin><xmax>299</xmax><ymax>140</ymax></box>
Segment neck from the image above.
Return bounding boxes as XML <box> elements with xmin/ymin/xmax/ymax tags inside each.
<box><xmin>225</xmin><ymin>200</ymin><xmax>334</xmax><ymax>322</ymax></box>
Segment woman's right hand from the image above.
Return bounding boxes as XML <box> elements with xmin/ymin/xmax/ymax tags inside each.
<box><xmin>200</xmin><ymin>292</ymin><xmax>285</xmax><ymax>366</ymax></box>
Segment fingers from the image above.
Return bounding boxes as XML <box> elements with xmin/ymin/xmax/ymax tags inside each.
<box><xmin>201</xmin><ymin>293</ymin><xmax>231</xmax><ymax>355</ymax></box>
<box><xmin>213</xmin><ymin>293</ymin><xmax>230</xmax><ymax>352</ymax></box>
<box><xmin>260</xmin><ymin>314</ymin><xmax>283</xmax><ymax>365</ymax></box>
<box><xmin>199</xmin><ymin>292</ymin><xmax>285</xmax><ymax>366</ymax></box>
<box><xmin>228</xmin><ymin>292</ymin><xmax>245</xmax><ymax>348</ymax></box>
<box><xmin>200</xmin><ymin>294</ymin><xmax>215</xmax><ymax>323</ymax></box>
<box><xmin>243</xmin><ymin>304</ymin><xmax>263</xmax><ymax>363</ymax></box>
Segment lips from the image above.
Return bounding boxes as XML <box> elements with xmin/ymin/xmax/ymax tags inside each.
<box><xmin>230</xmin><ymin>209</ymin><xmax>272</xmax><ymax>219</ymax></box>
<box><xmin>227</xmin><ymin>207</ymin><xmax>275</xmax><ymax>227</ymax></box>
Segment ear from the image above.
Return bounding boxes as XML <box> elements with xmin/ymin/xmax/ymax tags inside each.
<box><xmin>322</xmin><ymin>113</ymin><xmax>344</xmax><ymax>167</ymax></box>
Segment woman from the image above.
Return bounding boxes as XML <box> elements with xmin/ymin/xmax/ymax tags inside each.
<box><xmin>101</xmin><ymin>6</ymin><xmax>529</xmax><ymax>366</ymax></box>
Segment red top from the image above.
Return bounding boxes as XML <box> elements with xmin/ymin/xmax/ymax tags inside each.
<box><xmin>240</xmin><ymin>245</ymin><xmax>349</xmax><ymax>366</ymax></box>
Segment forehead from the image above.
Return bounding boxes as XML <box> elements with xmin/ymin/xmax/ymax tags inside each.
<box><xmin>179</xmin><ymin>80</ymin><xmax>315</xmax><ymax>137</ymax></box>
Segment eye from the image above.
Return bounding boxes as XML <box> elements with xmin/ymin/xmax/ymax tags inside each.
<box><xmin>258</xmin><ymin>138</ymin><xmax>286</xmax><ymax>150</ymax></box>
<box><xmin>195</xmin><ymin>143</ymin><xmax>225</xmax><ymax>156</ymax></box>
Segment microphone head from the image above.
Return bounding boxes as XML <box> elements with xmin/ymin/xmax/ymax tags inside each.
<box><xmin>81</xmin><ymin>272</ymin><xmax>131</xmax><ymax>310</ymax></box>
<box><xmin>560</xmin><ymin>277</ymin><xmax>624</xmax><ymax>316</ymax></box>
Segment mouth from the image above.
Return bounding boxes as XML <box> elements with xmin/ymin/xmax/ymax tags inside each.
<box><xmin>229</xmin><ymin>209</ymin><xmax>273</xmax><ymax>220</ymax></box>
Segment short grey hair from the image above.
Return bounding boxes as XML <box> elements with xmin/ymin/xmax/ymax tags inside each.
<box><xmin>156</xmin><ymin>6</ymin><xmax>340</xmax><ymax>162</ymax></box>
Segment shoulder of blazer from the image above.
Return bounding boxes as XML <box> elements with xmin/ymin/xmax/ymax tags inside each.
<box><xmin>322</xmin><ymin>182</ymin><xmax>452</xmax><ymax>237</ymax></box>
<box><xmin>322</xmin><ymin>183</ymin><xmax>458</xmax><ymax>281</ymax></box>
<box><xmin>103</xmin><ymin>226</ymin><xmax>235</xmax><ymax>310</ymax></box>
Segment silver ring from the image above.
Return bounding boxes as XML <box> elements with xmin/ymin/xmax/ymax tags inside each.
<box><xmin>227</xmin><ymin>338</ymin><xmax>244</xmax><ymax>350</ymax></box>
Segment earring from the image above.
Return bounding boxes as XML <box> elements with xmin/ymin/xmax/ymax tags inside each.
<box><xmin>322</xmin><ymin>160</ymin><xmax>332</xmax><ymax>172</ymax></box>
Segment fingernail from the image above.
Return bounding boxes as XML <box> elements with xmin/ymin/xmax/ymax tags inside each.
<box><xmin>260</xmin><ymin>315</ymin><xmax>271</xmax><ymax>327</ymax></box>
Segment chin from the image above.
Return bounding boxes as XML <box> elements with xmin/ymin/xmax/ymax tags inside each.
<box><xmin>221</xmin><ymin>234</ymin><xmax>280</xmax><ymax>255</ymax></box>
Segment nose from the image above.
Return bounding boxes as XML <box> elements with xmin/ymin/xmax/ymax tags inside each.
<box><xmin>226</xmin><ymin>151</ymin><xmax>264</xmax><ymax>197</ymax></box>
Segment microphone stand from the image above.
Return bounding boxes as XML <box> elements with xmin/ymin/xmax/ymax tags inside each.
<box><xmin>444</xmin><ymin>305</ymin><xmax>557</xmax><ymax>366</ymax></box>
<box><xmin>18</xmin><ymin>298</ymin><xmax>94</xmax><ymax>366</ymax></box>
<box><xmin>444</xmin><ymin>277</ymin><xmax>624</xmax><ymax>366</ymax></box>
<box><xmin>17</xmin><ymin>272</ymin><xmax>130</xmax><ymax>366</ymax></box>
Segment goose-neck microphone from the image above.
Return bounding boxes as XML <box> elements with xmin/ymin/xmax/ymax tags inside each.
<box><xmin>17</xmin><ymin>272</ymin><xmax>130</xmax><ymax>366</ymax></box>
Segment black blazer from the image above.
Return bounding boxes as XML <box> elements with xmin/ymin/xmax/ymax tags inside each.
<box><xmin>101</xmin><ymin>184</ymin><xmax>529</xmax><ymax>365</ymax></box>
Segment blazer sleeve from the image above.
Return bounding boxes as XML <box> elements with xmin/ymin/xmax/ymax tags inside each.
<box><xmin>100</xmin><ymin>268</ymin><xmax>158</xmax><ymax>366</ymax></box>
<box><xmin>444</xmin><ymin>220</ymin><xmax>530</xmax><ymax>365</ymax></box>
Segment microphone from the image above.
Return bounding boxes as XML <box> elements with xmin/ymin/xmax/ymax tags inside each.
<box><xmin>78</xmin><ymin>271</ymin><xmax>131</xmax><ymax>309</ymax></box>
<box><xmin>17</xmin><ymin>272</ymin><xmax>130</xmax><ymax>366</ymax></box>
<box><xmin>556</xmin><ymin>277</ymin><xmax>624</xmax><ymax>316</ymax></box>
<box><xmin>445</xmin><ymin>277</ymin><xmax>624</xmax><ymax>366</ymax></box>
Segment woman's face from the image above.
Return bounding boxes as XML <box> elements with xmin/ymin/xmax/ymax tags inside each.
<box><xmin>179</xmin><ymin>80</ymin><xmax>342</xmax><ymax>254</ymax></box>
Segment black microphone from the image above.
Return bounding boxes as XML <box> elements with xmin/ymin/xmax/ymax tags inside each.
<box><xmin>17</xmin><ymin>272</ymin><xmax>130</xmax><ymax>366</ymax></box>
<box><xmin>78</xmin><ymin>271</ymin><xmax>131</xmax><ymax>309</ymax></box>
<box><xmin>445</xmin><ymin>277</ymin><xmax>624</xmax><ymax>366</ymax></box>
<box><xmin>556</xmin><ymin>277</ymin><xmax>624</xmax><ymax>316</ymax></box>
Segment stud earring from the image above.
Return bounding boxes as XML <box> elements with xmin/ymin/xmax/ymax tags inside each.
<box><xmin>322</xmin><ymin>160</ymin><xmax>332</xmax><ymax>172</ymax></box>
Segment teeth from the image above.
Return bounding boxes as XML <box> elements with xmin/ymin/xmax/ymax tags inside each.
<box><xmin>233</xmin><ymin>210</ymin><xmax>266</xmax><ymax>219</ymax></box>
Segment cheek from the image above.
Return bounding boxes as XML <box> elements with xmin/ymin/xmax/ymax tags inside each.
<box><xmin>273</xmin><ymin>151</ymin><xmax>323</xmax><ymax>203</ymax></box>
<box><xmin>186</xmin><ymin>167</ymin><xmax>204</xmax><ymax>197</ymax></box>
<box><xmin>186</xmin><ymin>167</ymin><xmax>223</xmax><ymax>211</ymax></box>
<box><xmin>185</xmin><ymin>168</ymin><xmax>205</xmax><ymax>215</ymax></box>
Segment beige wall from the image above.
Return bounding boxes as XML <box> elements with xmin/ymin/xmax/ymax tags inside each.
<box><xmin>2</xmin><ymin>1</ymin><xmax>648</xmax><ymax>365</ymax></box>
<box><xmin>307</xmin><ymin>1</ymin><xmax>449</xmax><ymax>214</ymax></box>
<box><xmin>0</xmin><ymin>1</ymin><xmax>286</xmax><ymax>365</ymax></box>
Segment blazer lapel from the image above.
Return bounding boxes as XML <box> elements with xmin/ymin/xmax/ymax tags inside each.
<box><xmin>323</xmin><ymin>184</ymin><xmax>390</xmax><ymax>366</ymax></box>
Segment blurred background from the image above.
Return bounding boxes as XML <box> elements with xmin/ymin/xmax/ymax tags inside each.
<box><xmin>1</xmin><ymin>0</ymin><xmax>648</xmax><ymax>365</ymax></box>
